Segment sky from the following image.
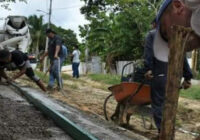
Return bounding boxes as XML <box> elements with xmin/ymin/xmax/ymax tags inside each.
<box><xmin>0</xmin><ymin>0</ymin><xmax>89</xmax><ymax>42</ymax></box>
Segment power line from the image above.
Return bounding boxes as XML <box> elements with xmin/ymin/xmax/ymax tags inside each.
<box><xmin>52</xmin><ymin>5</ymin><xmax>82</xmax><ymax>10</ymax></box>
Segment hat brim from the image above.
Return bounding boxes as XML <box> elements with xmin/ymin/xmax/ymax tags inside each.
<box><xmin>191</xmin><ymin>8</ymin><xmax>200</xmax><ymax>36</ymax></box>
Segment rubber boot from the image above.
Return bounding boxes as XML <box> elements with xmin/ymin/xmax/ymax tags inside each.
<box><xmin>36</xmin><ymin>80</ymin><xmax>47</xmax><ymax>92</ymax></box>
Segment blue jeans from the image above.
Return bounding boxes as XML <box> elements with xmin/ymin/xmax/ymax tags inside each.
<box><xmin>48</xmin><ymin>58</ymin><xmax>64</xmax><ymax>89</ymax></box>
<box><xmin>72</xmin><ymin>62</ymin><xmax>80</xmax><ymax>78</ymax></box>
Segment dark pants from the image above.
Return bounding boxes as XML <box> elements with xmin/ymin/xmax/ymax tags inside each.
<box><xmin>72</xmin><ymin>62</ymin><xmax>80</xmax><ymax>78</ymax></box>
<box><xmin>151</xmin><ymin>76</ymin><xmax>167</xmax><ymax>131</ymax></box>
<box><xmin>151</xmin><ymin>57</ymin><xmax>168</xmax><ymax>132</ymax></box>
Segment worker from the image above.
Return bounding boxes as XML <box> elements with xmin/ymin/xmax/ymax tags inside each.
<box><xmin>0</xmin><ymin>49</ymin><xmax>46</xmax><ymax>92</ymax></box>
<box><xmin>144</xmin><ymin>0</ymin><xmax>200</xmax><ymax>134</ymax></box>
<box><xmin>71</xmin><ymin>45</ymin><xmax>81</xmax><ymax>78</ymax></box>
<box><xmin>40</xmin><ymin>29</ymin><xmax>63</xmax><ymax>91</ymax></box>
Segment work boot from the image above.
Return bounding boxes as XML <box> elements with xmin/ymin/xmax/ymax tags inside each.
<box><xmin>36</xmin><ymin>80</ymin><xmax>47</xmax><ymax>92</ymax></box>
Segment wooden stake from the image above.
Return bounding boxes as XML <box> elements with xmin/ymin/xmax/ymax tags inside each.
<box><xmin>159</xmin><ymin>26</ymin><xmax>192</xmax><ymax>140</ymax></box>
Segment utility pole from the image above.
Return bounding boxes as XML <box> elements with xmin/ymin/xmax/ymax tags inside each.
<box><xmin>43</xmin><ymin>0</ymin><xmax>52</xmax><ymax>72</ymax></box>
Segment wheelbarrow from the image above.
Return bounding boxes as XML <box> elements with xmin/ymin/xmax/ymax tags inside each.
<box><xmin>103</xmin><ymin>62</ymin><xmax>152</xmax><ymax>128</ymax></box>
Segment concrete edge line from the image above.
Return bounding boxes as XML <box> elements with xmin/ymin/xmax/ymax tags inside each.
<box><xmin>10</xmin><ymin>83</ymin><xmax>99</xmax><ymax>140</ymax></box>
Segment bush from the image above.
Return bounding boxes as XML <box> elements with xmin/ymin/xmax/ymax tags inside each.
<box><xmin>88</xmin><ymin>74</ymin><xmax>121</xmax><ymax>85</ymax></box>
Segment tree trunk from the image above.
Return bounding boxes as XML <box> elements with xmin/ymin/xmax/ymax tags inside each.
<box><xmin>159</xmin><ymin>26</ymin><xmax>193</xmax><ymax>140</ymax></box>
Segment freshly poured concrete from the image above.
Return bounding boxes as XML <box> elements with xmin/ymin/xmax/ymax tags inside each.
<box><xmin>0</xmin><ymin>85</ymin><xmax>73</xmax><ymax>140</ymax></box>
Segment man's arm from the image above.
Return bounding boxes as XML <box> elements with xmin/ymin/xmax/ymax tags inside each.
<box><xmin>144</xmin><ymin>30</ymin><xmax>155</xmax><ymax>80</ymax></box>
<box><xmin>54</xmin><ymin>37</ymin><xmax>62</xmax><ymax>59</ymax></box>
<box><xmin>54</xmin><ymin>45</ymin><xmax>61</xmax><ymax>58</ymax></box>
<box><xmin>40</xmin><ymin>51</ymin><xmax>48</xmax><ymax>62</ymax></box>
<box><xmin>12</xmin><ymin>66</ymin><xmax>26</xmax><ymax>80</ymax></box>
<box><xmin>182</xmin><ymin>57</ymin><xmax>193</xmax><ymax>89</ymax></box>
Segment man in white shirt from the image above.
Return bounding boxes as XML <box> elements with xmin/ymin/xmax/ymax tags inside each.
<box><xmin>72</xmin><ymin>45</ymin><xmax>81</xmax><ymax>78</ymax></box>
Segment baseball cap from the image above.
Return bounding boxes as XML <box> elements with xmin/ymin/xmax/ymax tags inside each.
<box><xmin>156</xmin><ymin>0</ymin><xmax>200</xmax><ymax>36</ymax></box>
<box><xmin>186</xmin><ymin>0</ymin><xmax>200</xmax><ymax>36</ymax></box>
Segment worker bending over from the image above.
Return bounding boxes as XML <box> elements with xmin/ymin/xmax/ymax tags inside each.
<box><xmin>0</xmin><ymin>49</ymin><xmax>46</xmax><ymax>92</ymax></box>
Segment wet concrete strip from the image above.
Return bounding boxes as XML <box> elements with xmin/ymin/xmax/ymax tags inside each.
<box><xmin>21</xmin><ymin>87</ymin><xmax>149</xmax><ymax>140</ymax></box>
<box><xmin>0</xmin><ymin>85</ymin><xmax>73</xmax><ymax>140</ymax></box>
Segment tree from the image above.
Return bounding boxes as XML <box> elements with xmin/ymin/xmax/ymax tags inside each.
<box><xmin>0</xmin><ymin>0</ymin><xmax>26</xmax><ymax>10</ymax></box>
<box><xmin>80</xmin><ymin>0</ymin><xmax>162</xmax><ymax>72</ymax></box>
<box><xmin>27</xmin><ymin>15</ymin><xmax>79</xmax><ymax>56</ymax></box>
<box><xmin>28</xmin><ymin>15</ymin><xmax>45</xmax><ymax>55</ymax></box>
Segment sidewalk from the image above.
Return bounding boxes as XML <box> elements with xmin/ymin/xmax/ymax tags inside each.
<box><xmin>191</xmin><ymin>79</ymin><xmax>200</xmax><ymax>85</ymax></box>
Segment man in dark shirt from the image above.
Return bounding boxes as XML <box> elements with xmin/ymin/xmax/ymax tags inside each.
<box><xmin>0</xmin><ymin>49</ymin><xmax>46</xmax><ymax>92</ymax></box>
<box><xmin>40</xmin><ymin>29</ymin><xmax>63</xmax><ymax>90</ymax></box>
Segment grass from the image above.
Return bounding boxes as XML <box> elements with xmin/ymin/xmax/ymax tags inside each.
<box><xmin>35</xmin><ymin>71</ymin><xmax>200</xmax><ymax>100</ymax></box>
<box><xmin>34</xmin><ymin>70</ymin><xmax>49</xmax><ymax>83</ymax></box>
<box><xmin>196</xmin><ymin>73</ymin><xmax>200</xmax><ymax>80</ymax></box>
<box><xmin>34</xmin><ymin>70</ymin><xmax>74</xmax><ymax>83</ymax></box>
<box><xmin>180</xmin><ymin>85</ymin><xmax>200</xmax><ymax>100</ymax></box>
<box><xmin>88</xmin><ymin>74</ymin><xmax>121</xmax><ymax>85</ymax></box>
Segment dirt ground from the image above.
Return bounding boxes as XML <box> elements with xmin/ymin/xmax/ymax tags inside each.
<box><xmin>18</xmin><ymin>73</ymin><xmax>200</xmax><ymax>140</ymax></box>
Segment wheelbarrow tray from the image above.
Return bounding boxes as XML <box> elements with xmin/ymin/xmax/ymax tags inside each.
<box><xmin>108</xmin><ymin>82</ymin><xmax>151</xmax><ymax>105</ymax></box>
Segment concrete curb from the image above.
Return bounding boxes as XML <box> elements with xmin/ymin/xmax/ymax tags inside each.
<box><xmin>10</xmin><ymin>82</ymin><xmax>99</xmax><ymax>140</ymax></box>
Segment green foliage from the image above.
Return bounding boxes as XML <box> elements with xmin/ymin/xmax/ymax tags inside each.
<box><xmin>27</xmin><ymin>15</ymin><xmax>79</xmax><ymax>56</ymax></box>
<box><xmin>28</xmin><ymin>15</ymin><xmax>45</xmax><ymax>54</ymax></box>
<box><xmin>180</xmin><ymin>86</ymin><xmax>200</xmax><ymax>100</ymax></box>
<box><xmin>80</xmin><ymin>0</ymin><xmax>162</xmax><ymax>71</ymax></box>
<box><xmin>88</xmin><ymin>74</ymin><xmax>120</xmax><ymax>85</ymax></box>
<box><xmin>34</xmin><ymin>70</ymin><xmax>49</xmax><ymax>83</ymax></box>
<box><xmin>0</xmin><ymin>0</ymin><xmax>26</xmax><ymax>10</ymax></box>
<box><xmin>35</xmin><ymin>70</ymin><xmax>74</xmax><ymax>84</ymax></box>
<box><xmin>197</xmin><ymin>73</ymin><xmax>200</xmax><ymax>80</ymax></box>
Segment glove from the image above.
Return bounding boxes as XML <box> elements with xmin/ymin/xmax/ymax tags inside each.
<box><xmin>182</xmin><ymin>80</ymin><xmax>191</xmax><ymax>89</ymax></box>
<box><xmin>144</xmin><ymin>70</ymin><xmax>153</xmax><ymax>80</ymax></box>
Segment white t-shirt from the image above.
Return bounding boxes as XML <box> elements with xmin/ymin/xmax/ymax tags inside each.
<box><xmin>153</xmin><ymin>29</ymin><xmax>169</xmax><ymax>62</ymax></box>
<box><xmin>72</xmin><ymin>49</ymin><xmax>81</xmax><ymax>63</ymax></box>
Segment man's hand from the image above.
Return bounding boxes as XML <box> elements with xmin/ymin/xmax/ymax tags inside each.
<box><xmin>144</xmin><ymin>70</ymin><xmax>153</xmax><ymax>80</ymax></box>
<box><xmin>40</xmin><ymin>52</ymin><xmax>48</xmax><ymax>62</ymax></box>
<box><xmin>40</xmin><ymin>56</ymin><xmax>44</xmax><ymax>63</ymax></box>
<box><xmin>182</xmin><ymin>80</ymin><xmax>191</xmax><ymax>89</ymax></box>
<box><xmin>54</xmin><ymin>55</ymin><xmax>59</xmax><ymax>59</ymax></box>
